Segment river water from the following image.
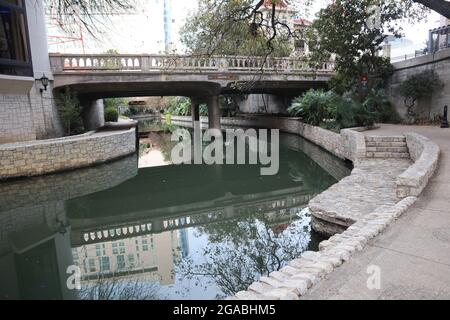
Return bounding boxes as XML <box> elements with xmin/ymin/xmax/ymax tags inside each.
<box><xmin>0</xmin><ymin>119</ymin><xmax>351</xmax><ymax>300</ymax></box>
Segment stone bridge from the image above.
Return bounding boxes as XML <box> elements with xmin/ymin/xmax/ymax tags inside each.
<box><xmin>49</xmin><ymin>53</ymin><xmax>334</xmax><ymax>129</ymax></box>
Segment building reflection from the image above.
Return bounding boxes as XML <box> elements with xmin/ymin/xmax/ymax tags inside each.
<box><xmin>72</xmin><ymin>229</ymin><xmax>189</xmax><ymax>287</ymax></box>
<box><xmin>0</xmin><ymin>132</ymin><xmax>350</xmax><ymax>300</ymax></box>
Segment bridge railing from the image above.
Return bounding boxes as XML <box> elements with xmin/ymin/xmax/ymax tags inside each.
<box><xmin>49</xmin><ymin>53</ymin><xmax>335</xmax><ymax>74</ymax></box>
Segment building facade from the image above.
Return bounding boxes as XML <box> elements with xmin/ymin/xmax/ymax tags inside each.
<box><xmin>0</xmin><ymin>0</ymin><xmax>62</xmax><ymax>144</ymax></box>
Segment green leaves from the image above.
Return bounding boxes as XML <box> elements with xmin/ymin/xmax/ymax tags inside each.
<box><xmin>308</xmin><ymin>0</ymin><xmax>425</xmax><ymax>93</ymax></box>
<box><xmin>288</xmin><ymin>89</ymin><xmax>399</xmax><ymax>130</ymax></box>
<box><xmin>55</xmin><ymin>88</ymin><xmax>84</xmax><ymax>136</ymax></box>
<box><xmin>398</xmin><ymin>69</ymin><xmax>444</xmax><ymax>118</ymax></box>
<box><xmin>399</xmin><ymin>70</ymin><xmax>443</xmax><ymax>103</ymax></box>
<box><xmin>287</xmin><ymin>90</ymin><xmax>340</xmax><ymax>126</ymax></box>
<box><xmin>104</xmin><ymin>107</ymin><xmax>119</xmax><ymax>122</ymax></box>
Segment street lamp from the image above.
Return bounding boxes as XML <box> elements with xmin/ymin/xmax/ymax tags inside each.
<box><xmin>441</xmin><ymin>105</ymin><xmax>449</xmax><ymax>129</ymax></box>
<box><xmin>39</xmin><ymin>74</ymin><xmax>49</xmax><ymax>93</ymax></box>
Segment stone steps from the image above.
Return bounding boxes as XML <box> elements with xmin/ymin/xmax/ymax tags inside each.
<box><xmin>365</xmin><ymin>136</ymin><xmax>406</xmax><ymax>143</ymax></box>
<box><xmin>365</xmin><ymin>136</ymin><xmax>410</xmax><ymax>159</ymax></box>
<box><xmin>366</xmin><ymin>152</ymin><xmax>411</xmax><ymax>158</ymax></box>
<box><xmin>366</xmin><ymin>141</ymin><xmax>408</xmax><ymax>147</ymax></box>
<box><xmin>366</xmin><ymin>146</ymin><xmax>409</xmax><ymax>153</ymax></box>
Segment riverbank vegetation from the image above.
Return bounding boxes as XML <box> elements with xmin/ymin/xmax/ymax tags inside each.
<box><xmin>55</xmin><ymin>88</ymin><xmax>85</xmax><ymax>136</ymax></box>
<box><xmin>164</xmin><ymin>96</ymin><xmax>238</xmax><ymax>118</ymax></box>
<box><xmin>288</xmin><ymin>89</ymin><xmax>400</xmax><ymax>130</ymax></box>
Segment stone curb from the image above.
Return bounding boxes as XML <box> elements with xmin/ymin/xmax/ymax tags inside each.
<box><xmin>230</xmin><ymin>132</ymin><xmax>440</xmax><ymax>301</ymax></box>
<box><xmin>0</xmin><ymin>128</ymin><xmax>136</xmax><ymax>179</ymax></box>
<box><xmin>229</xmin><ymin>196</ymin><xmax>418</xmax><ymax>300</ymax></box>
<box><xmin>396</xmin><ymin>132</ymin><xmax>440</xmax><ymax>198</ymax></box>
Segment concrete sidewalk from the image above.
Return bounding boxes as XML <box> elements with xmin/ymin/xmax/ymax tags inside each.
<box><xmin>303</xmin><ymin>124</ymin><xmax>450</xmax><ymax>300</ymax></box>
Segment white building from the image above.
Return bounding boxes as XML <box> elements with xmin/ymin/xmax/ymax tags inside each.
<box><xmin>0</xmin><ymin>1</ymin><xmax>62</xmax><ymax>144</ymax></box>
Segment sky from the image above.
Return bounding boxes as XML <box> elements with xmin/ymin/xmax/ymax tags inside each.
<box><xmin>46</xmin><ymin>0</ymin><xmax>444</xmax><ymax>57</ymax></box>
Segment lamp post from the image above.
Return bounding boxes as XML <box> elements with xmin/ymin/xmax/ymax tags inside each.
<box><xmin>39</xmin><ymin>74</ymin><xmax>49</xmax><ymax>93</ymax></box>
<box><xmin>441</xmin><ymin>105</ymin><xmax>449</xmax><ymax>128</ymax></box>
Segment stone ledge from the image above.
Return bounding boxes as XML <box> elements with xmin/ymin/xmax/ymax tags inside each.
<box><xmin>396</xmin><ymin>133</ymin><xmax>440</xmax><ymax>198</ymax></box>
<box><xmin>230</xmin><ymin>196</ymin><xmax>418</xmax><ymax>300</ymax></box>
<box><xmin>0</xmin><ymin>128</ymin><xmax>136</xmax><ymax>180</ymax></box>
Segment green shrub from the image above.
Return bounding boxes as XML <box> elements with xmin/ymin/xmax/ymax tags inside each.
<box><xmin>104</xmin><ymin>107</ymin><xmax>119</xmax><ymax>122</ymax></box>
<box><xmin>287</xmin><ymin>89</ymin><xmax>339</xmax><ymax>126</ymax></box>
<box><xmin>55</xmin><ymin>88</ymin><xmax>84</xmax><ymax>136</ymax></box>
<box><xmin>398</xmin><ymin>70</ymin><xmax>443</xmax><ymax>117</ymax></box>
<box><xmin>363</xmin><ymin>90</ymin><xmax>401</xmax><ymax>124</ymax></box>
<box><xmin>104</xmin><ymin>97</ymin><xmax>127</xmax><ymax>110</ymax></box>
<box><xmin>335</xmin><ymin>94</ymin><xmax>377</xmax><ymax>129</ymax></box>
<box><xmin>165</xmin><ymin>97</ymin><xmax>192</xmax><ymax>116</ymax></box>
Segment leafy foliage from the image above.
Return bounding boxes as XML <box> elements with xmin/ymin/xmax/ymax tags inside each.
<box><xmin>335</xmin><ymin>94</ymin><xmax>377</xmax><ymax>129</ymax></box>
<box><xmin>104</xmin><ymin>97</ymin><xmax>126</xmax><ymax>110</ymax></box>
<box><xmin>398</xmin><ymin>70</ymin><xmax>444</xmax><ymax>116</ymax></box>
<box><xmin>55</xmin><ymin>88</ymin><xmax>84</xmax><ymax>136</ymax></box>
<box><xmin>104</xmin><ymin>107</ymin><xmax>119</xmax><ymax>122</ymax></box>
<box><xmin>180</xmin><ymin>0</ymin><xmax>304</xmax><ymax>57</ymax></box>
<box><xmin>287</xmin><ymin>90</ymin><xmax>339</xmax><ymax>126</ymax></box>
<box><xmin>165</xmin><ymin>97</ymin><xmax>192</xmax><ymax>116</ymax></box>
<box><xmin>308</xmin><ymin>0</ymin><xmax>426</xmax><ymax>93</ymax></box>
<box><xmin>363</xmin><ymin>89</ymin><xmax>401</xmax><ymax>123</ymax></box>
<box><xmin>288</xmin><ymin>89</ymin><xmax>398</xmax><ymax>130</ymax></box>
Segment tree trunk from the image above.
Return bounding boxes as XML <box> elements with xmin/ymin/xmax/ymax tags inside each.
<box><xmin>414</xmin><ymin>0</ymin><xmax>450</xmax><ymax>19</ymax></box>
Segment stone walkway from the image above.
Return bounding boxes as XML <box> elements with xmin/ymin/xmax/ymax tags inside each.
<box><xmin>310</xmin><ymin>158</ymin><xmax>411</xmax><ymax>234</ymax></box>
<box><xmin>303</xmin><ymin>124</ymin><xmax>450</xmax><ymax>300</ymax></box>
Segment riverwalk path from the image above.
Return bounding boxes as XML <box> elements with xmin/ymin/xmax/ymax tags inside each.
<box><xmin>303</xmin><ymin>124</ymin><xmax>450</xmax><ymax>300</ymax></box>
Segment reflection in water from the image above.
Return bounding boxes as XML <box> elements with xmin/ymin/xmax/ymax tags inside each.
<box><xmin>0</xmin><ymin>125</ymin><xmax>351</xmax><ymax>300</ymax></box>
<box><xmin>177</xmin><ymin>210</ymin><xmax>314</xmax><ymax>299</ymax></box>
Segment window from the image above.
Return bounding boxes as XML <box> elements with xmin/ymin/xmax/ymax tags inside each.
<box><xmin>119</xmin><ymin>242</ymin><xmax>125</xmax><ymax>254</ymax></box>
<box><xmin>116</xmin><ymin>255</ymin><xmax>125</xmax><ymax>270</ymax></box>
<box><xmin>100</xmin><ymin>256</ymin><xmax>110</xmax><ymax>272</ymax></box>
<box><xmin>0</xmin><ymin>0</ymin><xmax>32</xmax><ymax>76</ymax></box>
<box><xmin>128</xmin><ymin>254</ymin><xmax>135</xmax><ymax>268</ymax></box>
<box><xmin>88</xmin><ymin>258</ymin><xmax>96</xmax><ymax>273</ymax></box>
<box><xmin>142</xmin><ymin>239</ymin><xmax>148</xmax><ymax>251</ymax></box>
<box><xmin>95</xmin><ymin>244</ymin><xmax>101</xmax><ymax>257</ymax></box>
<box><xmin>112</xmin><ymin>243</ymin><xmax>118</xmax><ymax>255</ymax></box>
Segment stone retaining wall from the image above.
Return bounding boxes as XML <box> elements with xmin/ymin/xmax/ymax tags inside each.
<box><xmin>168</xmin><ymin>115</ymin><xmax>366</xmax><ymax>162</ymax></box>
<box><xmin>396</xmin><ymin>132</ymin><xmax>440</xmax><ymax>198</ymax></box>
<box><xmin>389</xmin><ymin>47</ymin><xmax>450</xmax><ymax>121</ymax></box>
<box><xmin>0</xmin><ymin>128</ymin><xmax>136</xmax><ymax>180</ymax></box>
<box><xmin>173</xmin><ymin>115</ymin><xmax>439</xmax><ymax>300</ymax></box>
<box><xmin>0</xmin><ymin>155</ymin><xmax>137</xmax><ymax>212</ymax></box>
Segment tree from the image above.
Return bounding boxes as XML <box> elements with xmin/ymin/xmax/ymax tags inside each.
<box><xmin>180</xmin><ymin>0</ymin><xmax>312</xmax><ymax>57</ymax></box>
<box><xmin>44</xmin><ymin>0</ymin><xmax>134</xmax><ymax>36</ymax></box>
<box><xmin>413</xmin><ymin>0</ymin><xmax>450</xmax><ymax>18</ymax></box>
<box><xmin>55</xmin><ymin>88</ymin><xmax>84</xmax><ymax>135</ymax></box>
<box><xmin>398</xmin><ymin>69</ymin><xmax>443</xmax><ymax>118</ymax></box>
<box><xmin>307</xmin><ymin>0</ymin><xmax>426</xmax><ymax>93</ymax></box>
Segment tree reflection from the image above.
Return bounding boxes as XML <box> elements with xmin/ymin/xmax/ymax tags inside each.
<box><xmin>176</xmin><ymin>209</ymin><xmax>312</xmax><ymax>299</ymax></box>
<box><xmin>79</xmin><ymin>275</ymin><xmax>162</xmax><ymax>300</ymax></box>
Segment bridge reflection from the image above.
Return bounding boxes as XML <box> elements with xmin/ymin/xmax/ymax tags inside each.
<box><xmin>67</xmin><ymin>158</ymin><xmax>327</xmax><ymax>246</ymax></box>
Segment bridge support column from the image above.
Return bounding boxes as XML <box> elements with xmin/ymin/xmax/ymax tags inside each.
<box><xmin>190</xmin><ymin>97</ymin><xmax>200</xmax><ymax>123</ymax></box>
<box><xmin>82</xmin><ymin>99</ymin><xmax>105</xmax><ymax>131</ymax></box>
<box><xmin>207</xmin><ymin>95</ymin><xmax>221</xmax><ymax>130</ymax></box>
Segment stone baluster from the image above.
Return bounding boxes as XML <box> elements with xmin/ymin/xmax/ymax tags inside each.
<box><xmin>141</xmin><ymin>56</ymin><xmax>150</xmax><ymax>71</ymax></box>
